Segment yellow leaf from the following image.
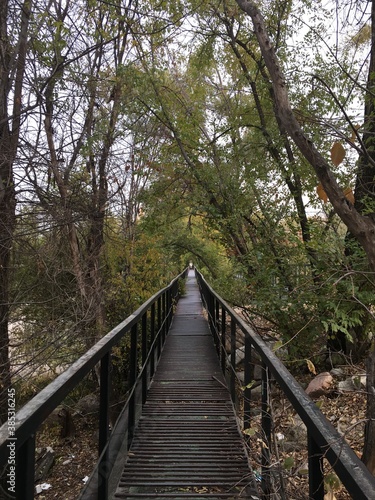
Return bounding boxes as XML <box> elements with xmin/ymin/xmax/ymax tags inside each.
<box><xmin>317</xmin><ymin>183</ymin><xmax>328</xmax><ymax>203</ymax></box>
<box><xmin>272</xmin><ymin>340</ymin><xmax>283</xmax><ymax>351</ymax></box>
<box><xmin>243</xmin><ymin>427</ymin><xmax>256</xmax><ymax>436</ymax></box>
<box><xmin>349</xmin><ymin>124</ymin><xmax>361</xmax><ymax>143</ymax></box>
<box><xmin>343</xmin><ymin>186</ymin><xmax>354</xmax><ymax>204</ymax></box>
<box><xmin>306</xmin><ymin>359</ymin><xmax>316</xmax><ymax>375</ymax></box>
<box><xmin>331</xmin><ymin>142</ymin><xmax>346</xmax><ymax>167</ymax></box>
<box><xmin>324</xmin><ymin>493</ymin><xmax>336</xmax><ymax>500</ymax></box>
<box><xmin>242</xmin><ymin>380</ymin><xmax>256</xmax><ymax>390</ymax></box>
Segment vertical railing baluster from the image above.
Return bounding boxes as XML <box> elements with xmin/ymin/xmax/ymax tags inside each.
<box><xmin>230</xmin><ymin>316</ymin><xmax>236</xmax><ymax>404</ymax></box>
<box><xmin>150</xmin><ymin>302</ymin><xmax>156</xmax><ymax>377</ymax></box>
<box><xmin>308</xmin><ymin>432</ymin><xmax>324</xmax><ymax>499</ymax></box>
<box><xmin>16</xmin><ymin>434</ymin><xmax>35</xmax><ymax>500</ymax></box>
<box><xmin>98</xmin><ymin>353</ymin><xmax>110</xmax><ymax>499</ymax></box>
<box><xmin>261</xmin><ymin>363</ymin><xmax>271</xmax><ymax>498</ymax></box>
<box><xmin>128</xmin><ymin>323</ymin><xmax>138</xmax><ymax>448</ymax></box>
<box><xmin>142</xmin><ymin>312</ymin><xmax>148</xmax><ymax>405</ymax></box>
<box><xmin>157</xmin><ymin>296</ymin><xmax>162</xmax><ymax>360</ymax></box>
<box><xmin>209</xmin><ymin>293</ymin><xmax>215</xmax><ymax>338</ymax></box>
<box><xmin>214</xmin><ymin>299</ymin><xmax>220</xmax><ymax>355</ymax></box>
<box><xmin>165</xmin><ymin>288</ymin><xmax>170</xmax><ymax>332</ymax></box>
<box><xmin>221</xmin><ymin>307</ymin><xmax>226</xmax><ymax>374</ymax></box>
<box><xmin>243</xmin><ymin>335</ymin><xmax>252</xmax><ymax>432</ymax></box>
<box><xmin>168</xmin><ymin>287</ymin><xmax>172</xmax><ymax>330</ymax></box>
<box><xmin>161</xmin><ymin>292</ymin><xmax>166</xmax><ymax>344</ymax></box>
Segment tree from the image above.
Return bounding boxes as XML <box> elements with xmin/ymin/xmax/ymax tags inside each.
<box><xmin>235</xmin><ymin>0</ymin><xmax>375</xmax><ymax>271</ymax></box>
<box><xmin>0</xmin><ymin>0</ymin><xmax>32</xmax><ymax>423</ymax></box>
<box><xmin>19</xmin><ymin>0</ymin><xmax>142</xmax><ymax>347</ymax></box>
<box><xmin>235</xmin><ymin>0</ymin><xmax>375</xmax><ymax>475</ymax></box>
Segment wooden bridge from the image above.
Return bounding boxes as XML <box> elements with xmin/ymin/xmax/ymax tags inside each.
<box><xmin>1</xmin><ymin>268</ymin><xmax>375</xmax><ymax>499</ymax></box>
<box><xmin>112</xmin><ymin>270</ymin><xmax>258</xmax><ymax>498</ymax></box>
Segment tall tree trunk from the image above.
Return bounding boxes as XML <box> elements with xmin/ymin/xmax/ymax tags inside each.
<box><xmin>0</xmin><ymin>0</ymin><xmax>31</xmax><ymax>423</ymax></box>
<box><xmin>357</xmin><ymin>0</ymin><xmax>375</xmax><ymax>473</ymax></box>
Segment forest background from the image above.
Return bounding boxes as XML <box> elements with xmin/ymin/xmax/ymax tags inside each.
<box><xmin>1</xmin><ymin>0</ymin><xmax>375</xmax><ymax>476</ymax></box>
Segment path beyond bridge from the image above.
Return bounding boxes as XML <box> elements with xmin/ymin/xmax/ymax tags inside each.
<box><xmin>113</xmin><ymin>270</ymin><xmax>259</xmax><ymax>498</ymax></box>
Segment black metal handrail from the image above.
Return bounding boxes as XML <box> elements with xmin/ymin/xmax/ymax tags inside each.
<box><xmin>195</xmin><ymin>269</ymin><xmax>375</xmax><ymax>500</ymax></box>
<box><xmin>0</xmin><ymin>269</ymin><xmax>187</xmax><ymax>500</ymax></box>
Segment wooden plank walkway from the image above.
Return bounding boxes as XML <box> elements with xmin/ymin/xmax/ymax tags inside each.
<box><xmin>114</xmin><ymin>270</ymin><xmax>260</xmax><ymax>499</ymax></box>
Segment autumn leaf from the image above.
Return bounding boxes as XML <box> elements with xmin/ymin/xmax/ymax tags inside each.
<box><xmin>306</xmin><ymin>359</ymin><xmax>316</xmax><ymax>375</ymax></box>
<box><xmin>243</xmin><ymin>427</ymin><xmax>256</xmax><ymax>436</ymax></box>
<box><xmin>317</xmin><ymin>183</ymin><xmax>328</xmax><ymax>203</ymax></box>
<box><xmin>343</xmin><ymin>187</ymin><xmax>354</xmax><ymax>204</ymax></box>
<box><xmin>241</xmin><ymin>380</ymin><xmax>256</xmax><ymax>390</ymax></box>
<box><xmin>324</xmin><ymin>493</ymin><xmax>336</xmax><ymax>500</ymax></box>
<box><xmin>349</xmin><ymin>124</ymin><xmax>361</xmax><ymax>144</ymax></box>
<box><xmin>272</xmin><ymin>340</ymin><xmax>283</xmax><ymax>351</ymax></box>
<box><xmin>331</xmin><ymin>142</ymin><xmax>345</xmax><ymax>167</ymax></box>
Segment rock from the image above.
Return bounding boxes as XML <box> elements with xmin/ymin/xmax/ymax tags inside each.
<box><xmin>338</xmin><ymin>375</ymin><xmax>366</xmax><ymax>392</ymax></box>
<box><xmin>330</xmin><ymin>367</ymin><xmax>345</xmax><ymax>379</ymax></box>
<box><xmin>351</xmin><ymin>374</ymin><xmax>366</xmax><ymax>390</ymax></box>
<box><xmin>237</xmin><ymin>371</ymin><xmax>262</xmax><ymax>398</ymax></box>
<box><xmin>283</xmin><ymin>440</ymin><xmax>304</xmax><ymax>452</ymax></box>
<box><xmin>74</xmin><ymin>393</ymin><xmax>99</xmax><ymax>416</ymax></box>
<box><xmin>296</xmin><ymin>463</ymin><xmax>309</xmax><ymax>476</ymax></box>
<box><xmin>338</xmin><ymin>378</ymin><xmax>355</xmax><ymax>392</ymax></box>
<box><xmin>35</xmin><ymin>448</ymin><xmax>55</xmax><ymax>482</ymax></box>
<box><xmin>282</xmin><ymin>415</ymin><xmax>307</xmax><ymax>452</ymax></box>
<box><xmin>305</xmin><ymin>372</ymin><xmax>333</xmax><ymax>399</ymax></box>
<box><xmin>235</xmin><ymin>346</ymin><xmax>245</xmax><ymax>366</ymax></box>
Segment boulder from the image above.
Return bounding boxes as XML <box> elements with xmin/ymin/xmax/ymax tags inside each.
<box><xmin>338</xmin><ymin>374</ymin><xmax>366</xmax><ymax>392</ymax></box>
<box><xmin>305</xmin><ymin>372</ymin><xmax>333</xmax><ymax>399</ymax></box>
<box><xmin>330</xmin><ymin>367</ymin><xmax>345</xmax><ymax>379</ymax></box>
<box><xmin>74</xmin><ymin>393</ymin><xmax>99</xmax><ymax>416</ymax></box>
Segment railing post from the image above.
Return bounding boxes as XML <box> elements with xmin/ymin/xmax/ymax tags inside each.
<box><xmin>16</xmin><ymin>434</ymin><xmax>35</xmax><ymax>500</ymax></box>
<box><xmin>150</xmin><ymin>303</ymin><xmax>156</xmax><ymax>376</ymax></box>
<box><xmin>214</xmin><ymin>299</ymin><xmax>220</xmax><ymax>355</ymax></box>
<box><xmin>142</xmin><ymin>312</ymin><xmax>148</xmax><ymax>405</ymax></box>
<box><xmin>243</xmin><ymin>335</ymin><xmax>252</xmax><ymax>431</ymax></box>
<box><xmin>167</xmin><ymin>287</ymin><xmax>171</xmax><ymax>330</ymax></box>
<box><xmin>161</xmin><ymin>292</ymin><xmax>166</xmax><ymax>344</ymax></box>
<box><xmin>261</xmin><ymin>363</ymin><xmax>271</xmax><ymax>498</ymax></box>
<box><xmin>157</xmin><ymin>296</ymin><xmax>162</xmax><ymax>360</ymax></box>
<box><xmin>308</xmin><ymin>432</ymin><xmax>324</xmax><ymax>499</ymax></box>
<box><xmin>230</xmin><ymin>316</ymin><xmax>236</xmax><ymax>404</ymax></box>
<box><xmin>168</xmin><ymin>288</ymin><xmax>172</xmax><ymax>330</ymax></box>
<box><xmin>98</xmin><ymin>352</ymin><xmax>110</xmax><ymax>499</ymax></box>
<box><xmin>128</xmin><ymin>324</ymin><xmax>138</xmax><ymax>448</ymax></box>
<box><xmin>221</xmin><ymin>307</ymin><xmax>226</xmax><ymax>374</ymax></box>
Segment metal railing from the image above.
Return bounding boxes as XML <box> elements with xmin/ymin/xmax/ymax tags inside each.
<box><xmin>195</xmin><ymin>269</ymin><xmax>375</xmax><ymax>500</ymax></box>
<box><xmin>0</xmin><ymin>269</ymin><xmax>187</xmax><ymax>500</ymax></box>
